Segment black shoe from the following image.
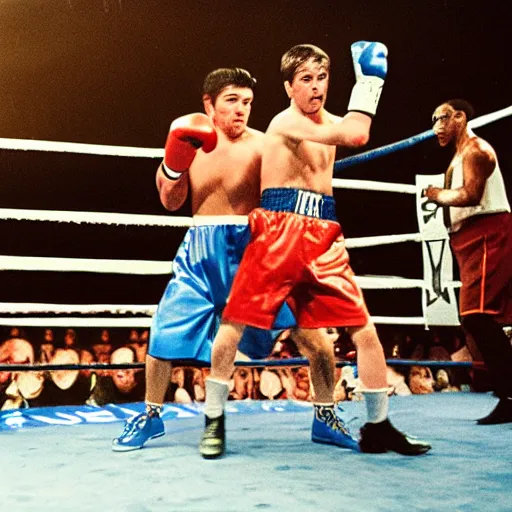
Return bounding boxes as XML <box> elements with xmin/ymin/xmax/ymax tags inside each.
<box><xmin>477</xmin><ymin>398</ymin><xmax>512</xmax><ymax>425</ymax></box>
<box><xmin>200</xmin><ymin>414</ymin><xmax>225</xmax><ymax>459</ymax></box>
<box><xmin>359</xmin><ymin>419</ymin><xmax>431</xmax><ymax>456</ymax></box>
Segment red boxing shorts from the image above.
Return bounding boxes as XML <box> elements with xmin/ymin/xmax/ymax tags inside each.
<box><xmin>222</xmin><ymin>188</ymin><xmax>370</xmax><ymax>330</ymax></box>
<box><xmin>450</xmin><ymin>212</ymin><xmax>512</xmax><ymax>324</ymax></box>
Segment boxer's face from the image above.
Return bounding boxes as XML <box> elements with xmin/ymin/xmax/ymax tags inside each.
<box><xmin>285</xmin><ymin>58</ymin><xmax>329</xmax><ymax>115</ymax></box>
<box><xmin>204</xmin><ymin>85</ymin><xmax>253</xmax><ymax>140</ymax></box>
<box><xmin>432</xmin><ymin>104</ymin><xmax>466</xmax><ymax>147</ymax></box>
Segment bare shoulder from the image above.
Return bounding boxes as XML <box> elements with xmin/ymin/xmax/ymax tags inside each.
<box><xmin>245</xmin><ymin>127</ymin><xmax>265</xmax><ymax>144</ymax></box>
<box><xmin>465</xmin><ymin>136</ymin><xmax>496</xmax><ymax>164</ymax></box>
<box><xmin>244</xmin><ymin>127</ymin><xmax>265</xmax><ymax>151</ymax></box>
<box><xmin>266</xmin><ymin>108</ymin><xmax>294</xmax><ymax>133</ymax></box>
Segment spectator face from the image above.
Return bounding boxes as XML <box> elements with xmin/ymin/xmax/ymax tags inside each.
<box><xmin>409</xmin><ymin>366</ymin><xmax>434</xmax><ymax>394</ymax></box>
<box><xmin>0</xmin><ymin>339</ymin><xmax>34</xmax><ymax>384</ymax></box>
<box><xmin>110</xmin><ymin>348</ymin><xmax>137</xmax><ymax>394</ymax></box>
<box><xmin>40</xmin><ymin>329</ymin><xmax>55</xmax><ymax>362</ymax></box>
<box><xmin>9</xmin><ymin>328</ymin><xmax>21</xmax><ymax>338</ymax></box>
<box><xmin>112</xmin><ymin>369</ymin><xmax>136</xmax><ymax>393</ymax></box>
<box><xmin>79</xmin><ymin>350</ymin><xmax>95</xmax><ymax>377</ymax></box>
<box><xmin>50</xmin><ymin>348</ymin><xmax>80</xmax><ymax>390</ymax></box>
<box><xmin>232</xmin><ymin>368</ymin><xmax>252</xmax><ymax>398</ymax></box>
<box><xmin>64</xmin><ymin>330</ymin><xmax>76</xmax><ymax>348</ymax></box>
<box><xmin>101</xmin><ymin>330</ymin><xmax>111</xmax><ymax>343</ymax></box>
<box><xmin>295</xmin><ymin>367</ymin><xmax>310</xmax><ymax>392</ymax></box>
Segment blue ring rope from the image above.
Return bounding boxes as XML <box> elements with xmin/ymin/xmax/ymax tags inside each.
<box><xmin>334</xmin><ymin>104</ymin><xmax>512</xmax><ymax>175</ymax></box>
<box><xmin>0</xmin><ymin>358</ymin><xmax>480</xmax><ymax>371</ymax></box>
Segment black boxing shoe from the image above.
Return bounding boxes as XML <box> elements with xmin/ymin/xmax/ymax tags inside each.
<box><xmin>476</xmin><ymin>398</ymin><xmax>512</xmax><ymax>425</ymax></box>
<box><xmin>359</xmin><ymin>418</ymin><xmax>431</xmax><ymax>456</ymax></box>
<box><xmin>200</xmin><ymin>414</ymin><xmax>225</xmax><ymax>459</ymax></box>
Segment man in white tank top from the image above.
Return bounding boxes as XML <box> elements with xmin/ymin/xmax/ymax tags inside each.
<box><xmin>424</xmin><ymin>99</ymin><xmax>512</xmax><ymax>425</ymax></box>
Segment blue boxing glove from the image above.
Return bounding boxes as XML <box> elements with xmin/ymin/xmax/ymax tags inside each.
<box><xmin>347</xmin><ymin>41</ymin><xmax>388</xmax><ymax>117</ymax></box>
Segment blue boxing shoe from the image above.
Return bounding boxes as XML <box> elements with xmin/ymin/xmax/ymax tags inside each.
<box><xmin>112</xmin><ymin>412</ymin><xmax>165</xmax><ymax>452</ymax></box>
<box><xmin>311</xmin><ymin>404</ymin><xmax>360</xmax><ymax>452</ymax></box>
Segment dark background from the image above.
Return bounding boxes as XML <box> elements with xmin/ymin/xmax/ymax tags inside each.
<box><xmin>0</xmin><ymin>0</ymin><xmax>510</xmax><ymax>341</ymax></box>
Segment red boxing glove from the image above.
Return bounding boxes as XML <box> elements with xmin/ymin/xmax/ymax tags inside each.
<box><xmin>162</xmin><ymin>113</ymin><xmax>217</xmax><ymax>180</ymax></box>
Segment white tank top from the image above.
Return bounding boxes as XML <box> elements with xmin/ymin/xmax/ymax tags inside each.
<box><xmin>449</xmin><ymin>147</ymin><xmax>510</xmax><ymax>232</ymax></box>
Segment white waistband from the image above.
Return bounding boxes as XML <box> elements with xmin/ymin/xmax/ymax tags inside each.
<box><xmin>192</xmin><ymin>215</ymin><xmax>249</xmax><ymax>226</ymax></box>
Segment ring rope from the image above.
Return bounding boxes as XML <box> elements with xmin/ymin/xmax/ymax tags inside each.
<box><xmin>0</xmin><ymin>315</ymin><xmax>429</xmax><ymax>327</ymax></box>
<box><xmin>0</xmin><ymin>358</ymin><xmax>481</xmax><ymax>372</ymax></box>
<box><xmin>332</xmin><ymin>178</ymin><xmax>416</xmax><ymax>194</ymax></box>
<box><xmin>0</xmin><ymin>303</ymin><xmax>156</xmax><ymax>315</ymax></box>
<box><xmin>0</xmin><ymin>179</ymin><xmax>417</xmax><ymax>227</ymax></box>
<box><xmin>0</xmin><ymin>255</ymin><xmax>172</xmax><ymax>275</ymax></box>
<box><xmin>346</xmin><ymin>232</ymin><xmax>422</xmax><ymax>248</ymax></box>
<box><xmin>0</xmin><ymin>138</ymin><xmax>164</xmax><ymax>158</ymax></box>
<box><xmin>0</xmin><ymin>208</ymin><xmax>193</xmax><ymax>227</ymax></box>
<box><xmin>0</xmin><ymin>106</ymin><xmax>508</xmax><ymax>163</ymax></box>
<box><xmin>0</xmin><ymin>317</ymin><xmax>153</xmax><ymax>328</ymax></box>
<box><xmin>0</xmin><ymin>233</ymin><xmax>424</xmax><ymax>275</ymax></box>
<box><xmin>334</xmin><ymin>104</ymin><xmax>512</xmax><ymax>173</ymax></box>
<box><xmin>0</xmin><ymin>254</ymin><xmax>460</xmax><ymax>288</ymax></box>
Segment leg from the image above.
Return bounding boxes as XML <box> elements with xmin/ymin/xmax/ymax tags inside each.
<box><xmin>348</xmin><ymin>322</ymin><xmax>431</xmax><ymax>455</ymax></box>
<box><xmin>461</xmin><ymin>313</ymin><xmax>512</xmax><ymax>424</ymax></box>
<box><xmin>293</xmin><ymin>328</ymin><xmax>359</xmax><ymax>451</ymax></box>
<box><xmin>111</xmin><ymin>354</ymin><xmax>169</xmax><ymax>452</ymax></box>
<box><xmin>210</xmin><ymin>322</ymin><xmax>244</xmax><ymax>382</ymax></box>
<box><xmin>293</xmin><ymin>328</ymin><xmax>335</xmax><ymax>403</ymax></box>
<box><xmin>200</xmin><ymin>322</ymin><xmax>245</xmax><ymax>459</ymax></box>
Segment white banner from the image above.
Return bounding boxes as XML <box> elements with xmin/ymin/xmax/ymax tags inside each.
<box><xmin>415</xmin><ymin>175</ymin><xmax>460</xmax><ymax>327</ymax></box>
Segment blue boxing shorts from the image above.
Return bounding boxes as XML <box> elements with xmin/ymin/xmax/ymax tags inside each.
<box><xmin>148</xmin><ymin>216</ymin><xmax>296</xmax><ymax>363</ymax></box>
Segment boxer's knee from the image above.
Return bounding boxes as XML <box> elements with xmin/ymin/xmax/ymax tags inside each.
<box><xmin>293</xmin><ymin>328</ymin><xmax>332</xmax><ymax>360</ymax></box>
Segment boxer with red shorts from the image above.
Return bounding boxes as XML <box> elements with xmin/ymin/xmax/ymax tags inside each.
<box><xmin>223</xmin><ymin>188</ymin><xmax>370</xmax><ymax>329</ymax></box>
<box><xmin>426</xmin><ymin>99</ymin><xmax>512</xmax><ymax>424</ymax></box>
<box><xmin>201</xmin><ymin>44</ymin><xmax>431</xmax><ymax>459</ymax></box>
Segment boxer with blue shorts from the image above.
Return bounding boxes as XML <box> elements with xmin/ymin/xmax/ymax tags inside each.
<box><xmin>149</xmin><ymin>220</ymin><xmax>294</xmax><ymax>363</ymax></box>
<box><xmin>113</xmin><ymin>67</ymin><xmax>302</xmax><ymax>452</ymax></box>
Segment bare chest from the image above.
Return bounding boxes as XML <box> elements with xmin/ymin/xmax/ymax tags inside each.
<box><xmin>296</xmin><ymin>139</ymin><xmax>334</xmax><ymax>172</ymax></box>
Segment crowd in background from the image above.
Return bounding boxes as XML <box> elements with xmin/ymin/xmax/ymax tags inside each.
<box><xmin>1</xmin><ymin>324</ymin><xmax>509</xmax><ymax>411</ymax></box>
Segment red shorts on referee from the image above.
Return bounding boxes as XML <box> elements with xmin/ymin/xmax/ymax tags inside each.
<box><xmin>450</xmin><ymin>212</ymin><xmax>512</xmax><ymax>324</ymax></box>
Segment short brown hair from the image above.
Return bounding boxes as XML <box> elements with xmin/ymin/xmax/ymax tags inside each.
<box><xmin>202</xmin><ymin>68</ymin><xmax>256</xmax><ymax>105</ymax></box>
<box><xmin>280</xmin><ymin>44</ymin><xmax>330</xmax><ymax>83</ymax></box>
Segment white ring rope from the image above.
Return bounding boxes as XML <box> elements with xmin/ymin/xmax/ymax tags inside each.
<box><xmin>0</xmin><ymin>317</ymin><xmax>153</xmax><ymax>328</ymax></box>
<box><xmin>0</xmin><ymin>255</ymin><xmax>172</xmax><ymax>275</ymax></box>
<box><xmin>0</xmin><ymin>138</ymin><xmax>164</xmax><ymax>158</ymax></box>
<box><xmin>345</xmin><ymin>232</ymin><xmax>422</xmax><ymax>249</ymax></box>
<box><xmin>0</xmin><ymin>180</ymin><xmax>414</xmax><ymax>226</ymax></box>
<box><xmin>332</xmin><ymin>179</ymin><xmax>416</xmax><ymax>194</ymax></box>
<box><xmin>0</xmin><ymin>315</ymin><xmax>428</xmax><ymax>328</ymax></box>
<box><xmin>0</xmin><ymin>208</ymin><xmax>193</xmax><ymax>227</ymax></box>
<box><xmin>0</xmin><ymin>303</ymin><xmax>156</xmax><ymax>315</ymax></box>
<box><xmin>0</xmin><ymin>105</ymin><xmax>508</xmax><ymax>157</ymax></box>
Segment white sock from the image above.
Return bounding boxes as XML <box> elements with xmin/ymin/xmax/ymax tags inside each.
<box><xmin>204</xmin><ymin>378</ymin><xmax>230</xmax><ymax>419</ymax></box>
<box><xmin>363</xmin><ymin>389</ymin><xmax>389</xmax><ymax>424</ymax></box>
